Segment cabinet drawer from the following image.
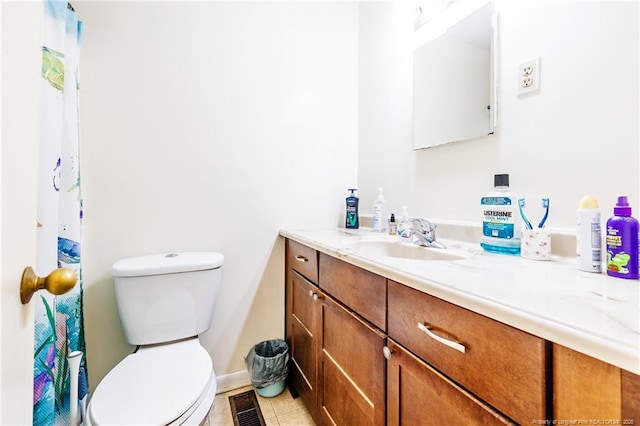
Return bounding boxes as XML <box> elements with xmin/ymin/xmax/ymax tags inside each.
<box><xmin>319</xmin><ymin>253</ymin><xmax>386</xmax><ymax>331</ymax></box>
<box><xmin>388</xmin><ymin>281</ymin><xmax>548</xmax><ymax>425</ymax></box>
<box><xmin>286</xmin><ymin>239</ymin><xmax>318</xmax><ymax>284</ymax></box>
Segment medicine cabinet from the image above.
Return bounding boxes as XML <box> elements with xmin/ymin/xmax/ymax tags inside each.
<box><xmin>412</xmin><ymin>1</ymin><xmax>496</xmax><ymax>150</ymax></box>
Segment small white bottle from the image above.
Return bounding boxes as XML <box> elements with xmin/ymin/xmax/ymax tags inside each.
<box><xmin>576</xmin><ymin>195</ymin><xmax>602</xmax><ymax>273</ymax></box>
<box><xmin>372</xmin><ymin>188</ymin><xmax>387</xmax><ymax>232</ymax></box>
<box><xmin>397</xmin><ymin>206</ymin><xmax>412</xmax><ymax>239</ymax></box>
<box><xmin>388</xmin><ymin>213</ymin><xmax>397</xmax><ymax>236</ymax></box>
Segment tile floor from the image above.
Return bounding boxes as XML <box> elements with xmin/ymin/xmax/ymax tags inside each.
<box><xmin>206</xmin><ymin>385</ymin><xmax>316</xmax><ymax>426</ymax></box>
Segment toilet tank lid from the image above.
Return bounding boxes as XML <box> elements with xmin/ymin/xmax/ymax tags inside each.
<box><xmin>112</xmin><ymin>252</ymin><xmax>224</xmax><ymax>277</ymax></box>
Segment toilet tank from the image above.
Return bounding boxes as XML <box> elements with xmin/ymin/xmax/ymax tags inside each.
<box><xmin>112</xmin><ymin>252</ymin><xmax>224</xmax><ymax>346</ymax></box>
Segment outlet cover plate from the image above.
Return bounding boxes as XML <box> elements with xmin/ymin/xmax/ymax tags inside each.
<box><xmin>517</xmin><ymin>57</ymin><xmax>541</xmax><ymax>96</ymax></box>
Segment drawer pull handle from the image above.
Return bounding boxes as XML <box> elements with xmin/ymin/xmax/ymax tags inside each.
<box><xmin>295</xmin><ymin>255</ymin><xmax>308</xmax><ymax>263</ymax></box>
<box><xmin>417</xmin><ymin>322</ymin><xmax>466</xmax><ymax>354</ymax></box>
<box><xmin>308</xmin><ymin>290</ymin><xmax>320</xmax><ymax>302</ymax></box>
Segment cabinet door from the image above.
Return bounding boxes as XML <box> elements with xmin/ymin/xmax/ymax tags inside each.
<box><xmin>622</xmin><ymin>370</ymin><xmax>640</xmax><ymax>422</ymax></box>
<box><xmin>286</xmin><ymin>269</ymin><xmax>321</xmax><ymax>422</ymax></box>
<box><xmin>387</xmin><ymin>340</ymin><xmax>514</xmax><ymax>426</ymax></box>
<box><xmin>319</xmin><ymin>295</ymin><xmax>386</xmax><ymax>426</ymax></box>
<box><xmin>554</xmin><ymin>343</ymin><xmax>640</xmax><ymax>423</ymax></box>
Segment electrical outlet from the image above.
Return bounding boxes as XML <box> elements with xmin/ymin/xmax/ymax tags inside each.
<box><xmin>517</xmin><ymin>57</ymin><xmax>540</xmax><ymax>96</ymax></box>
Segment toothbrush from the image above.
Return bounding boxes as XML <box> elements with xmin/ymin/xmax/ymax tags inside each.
<box><xmin>518</xmin><ymin>198</ymin><xmax>533</xmax><ymax>230</ymax></box>
<box><xmin>537</xmin><ymin>198</ymin><xmax>550</xmax><ymax>228</ymax></box>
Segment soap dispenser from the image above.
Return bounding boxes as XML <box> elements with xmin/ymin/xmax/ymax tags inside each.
<box><xmin>345</xmin><ymin>189</ymin><xmax>359</xmax><ymax>229</ymax></box>
<box><xmin>372</xmin><ymin>188</ymin><xmax>387</xmax><ymax>232</ymax></box>
<box><xmin>397</xmin><ymin>206</ymin><xmax>412</xmax><ymax>239</ymax></box>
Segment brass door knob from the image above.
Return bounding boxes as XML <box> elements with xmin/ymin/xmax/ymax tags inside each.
<box><xmin>20</xmin><ymin>266</ymin><xmax>77</xmax><ymax>304</ymax></box>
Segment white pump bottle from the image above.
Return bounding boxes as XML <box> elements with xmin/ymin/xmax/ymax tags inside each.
<box><xmin>372</xmin><ymin>188</ymin><xmax>387</xmax><ymax>232</ymax></box>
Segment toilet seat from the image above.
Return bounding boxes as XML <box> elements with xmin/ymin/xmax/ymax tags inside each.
<box><xmin>88</xmin><ymin>338</ymin><xmax>215</xmax><ymax>425</ymax></box>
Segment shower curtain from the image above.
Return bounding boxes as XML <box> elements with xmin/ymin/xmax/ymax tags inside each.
<box><xmin>33</xmin><ymin>1</ymin><xmax>88</xmax><ymax>424</ymax></box>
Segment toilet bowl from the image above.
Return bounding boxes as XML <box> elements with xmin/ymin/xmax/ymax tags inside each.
<box><xmin>87</xmin><ymin>252</ymin><xmax>224</xmax><ymax>425</ymax></box>
<box><xmin>87</xmin><ymin>338</ymin><xmax>217</xmax><ymax>425</ymax></box>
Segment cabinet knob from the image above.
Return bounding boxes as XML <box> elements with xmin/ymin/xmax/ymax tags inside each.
<box><xmin>383</xmin><ymin>346</ymin><xmax>393</xmax><ymax>360</ymax></box>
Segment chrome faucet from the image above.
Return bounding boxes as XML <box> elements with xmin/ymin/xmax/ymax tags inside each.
<box><xmin>403</xmin><ymin>218</ymin><xmax>446</xmax><ymax>249</ymax></box>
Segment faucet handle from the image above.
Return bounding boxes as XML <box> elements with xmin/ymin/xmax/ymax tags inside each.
<box><xmin>411</xmin><ymin>218</ymin><xmax>435</xmax><ymax>232</ymax></box>
<box><xmin>410</xmin><ymin>218</ymin><xmax>437</xmax><ymax>241</ymax></box>
<box><xmin>406</xmin><ymin>217</ymin><xmax>445</xmax><ymax>247</ymax></box>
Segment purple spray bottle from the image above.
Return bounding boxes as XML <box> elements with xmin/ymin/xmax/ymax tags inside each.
<box><xmin>606</xmin><ymin>195</ymin><xmax>639</xmax><ymax>279</ymax></box>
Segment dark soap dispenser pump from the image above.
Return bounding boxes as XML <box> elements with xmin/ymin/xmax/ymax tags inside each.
<box><xmin>346</xmin><ymin>189</ymin><xmax>359</xmax><ymax>229</ymax></box>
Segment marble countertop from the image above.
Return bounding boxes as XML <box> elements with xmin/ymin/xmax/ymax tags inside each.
<box><xmin>280</xmin><ymin>227</ymin><xmax>640</xmax><ymax>375</ymax></box>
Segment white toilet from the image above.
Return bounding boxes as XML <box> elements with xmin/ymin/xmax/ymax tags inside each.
<box><xmin>87</xmin><ymin>251</ymin><xmax>224</xmax><ymax>425</ymax></box>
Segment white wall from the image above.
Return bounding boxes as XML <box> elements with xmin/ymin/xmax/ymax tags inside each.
<box><xmin>359</xmin><ymin>0</ymin><xmax>639</xmax><ymax>230</ymax></box>
<box><xmin>78</xmin><ymin>2</ymin><xmax>358</xmax><ymax>389</ymax></box>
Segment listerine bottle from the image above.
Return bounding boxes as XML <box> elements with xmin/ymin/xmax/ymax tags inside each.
<box><xmin>480</xmin><ymin>174</ymin><xmax>521</xmax><ymax>255</ymax></box>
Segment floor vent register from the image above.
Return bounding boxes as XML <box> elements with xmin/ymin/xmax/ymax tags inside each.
<box><xmin>229</xmin><ymin>390</ymin><xmax>267</xmax><ymax>426</ymax></box>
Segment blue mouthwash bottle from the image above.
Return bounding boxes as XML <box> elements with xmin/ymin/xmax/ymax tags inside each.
<box><xmin>346</xmin><ymin>189</ymin><xmax>359</xmax><ymax>229</ymax></box>
<box><xmin>480</xmin><ymin>174</ymin><xmax>521</xmax><ymax>255</ymax></box>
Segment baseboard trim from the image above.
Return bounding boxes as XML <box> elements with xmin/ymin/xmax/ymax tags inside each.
<box><xmin>216</xmin><ymin>370</ymin><xmax>251</xmax><ymax>395</ymax></box>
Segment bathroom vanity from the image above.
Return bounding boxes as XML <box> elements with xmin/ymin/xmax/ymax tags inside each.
<box><xmin>282</xmin><ymin>228</ymin><xmax>640</xmax><ymax>425</ymax></box>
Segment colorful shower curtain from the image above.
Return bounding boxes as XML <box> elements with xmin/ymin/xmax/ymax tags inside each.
<box><xmin>34</xmin><ymin>1</ymin><xmax>88</xmax><ymax>425</ymax></box>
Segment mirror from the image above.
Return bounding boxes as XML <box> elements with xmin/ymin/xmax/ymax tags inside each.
<box><xmin>412</xmin><ymin>2</ymin><xmax>495</xmax><ymax>150</ymax></box>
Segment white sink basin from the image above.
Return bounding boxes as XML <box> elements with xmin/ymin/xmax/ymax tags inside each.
<box><xmin>344</xmin><ymin>239</ymin><xmax>472</xmax><ymax>261</ymax></box>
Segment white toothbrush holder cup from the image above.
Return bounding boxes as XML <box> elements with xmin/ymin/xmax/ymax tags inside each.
<box><xmin>521</xmin><ymin>229</ymin><xmax>551</xmax><ymax>261</ymax></box>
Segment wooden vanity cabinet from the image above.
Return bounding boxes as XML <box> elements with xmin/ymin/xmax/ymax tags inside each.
<box><xmin>387</xmin><ymin>280</ymin><xmax>548</xmax><ymax>425</ymax></box>
<box><xmin>286</xmin><ymin>239</ymin><xmax>638</xmax><ymax>426</ymax></box>
<box><xmin>553</xmin><ymin>343</ymin><xmax>640</xmax><ymax>423</ymax></box>
<box><xmin>286</xmin><ymin>240</ymin><xmax>387</xmax><ymax>426</ymax></box>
